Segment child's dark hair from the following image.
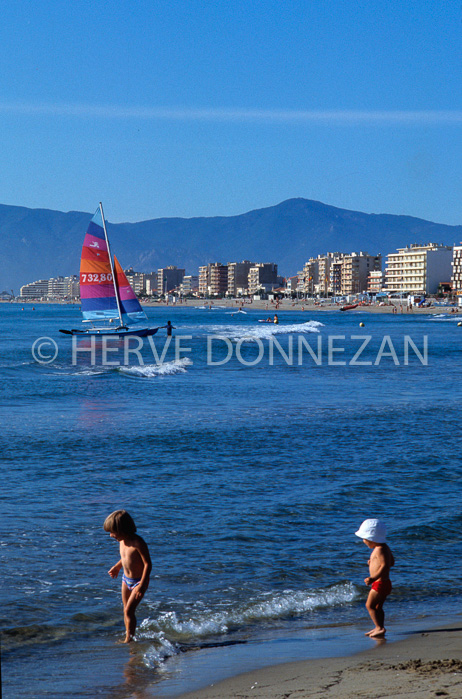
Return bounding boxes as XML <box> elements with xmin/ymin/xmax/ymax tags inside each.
<box><xmin>103</xmin><ymin>510</ymin><xmax>137</xmax><ymax>536</ymax></box>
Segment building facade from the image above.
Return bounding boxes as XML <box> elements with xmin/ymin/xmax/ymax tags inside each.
<box><xmin>179</xmin><ymin>275</ymin><xmax>199</xmax><ymax>296</ymax></box>
<box><xmin>340</xmin><ymin>252</ymin><xmax>382</xmax><ymax>296</ymax></box>
<box><xmin>20</xmin><ymin>275</ymin><xmax>80</xmax><ymax>300</ymax></box>
<box><xmin>451</xmin><ymin>243</ymin><xmax>462</xmax><ymax>294</ymax></box>
<box><xmin>198</xmin><ymin>263</ymin><xmax>228</xmax><ymax>296</ymax></box>
<box><xmin>157</xmin><ymin>266</ymin><xmax>185</xmax><ymax>295</ymax></box>
<box><xmin>385</xmin><ymin>244</ymin><xmax>453</xmax><ymax>295</ymax></box>
<box><xmin>209</xmin><ymin>263</ymin><xmax>228</xmax><ymax>296</ymax></box>
<box><xmin>125</xmin><ymin>269</ymin><xmax>158</xmax><ymax>296</ymax></box>
<box><xmin>227</xmin><ymin>261</ymin><xmax>254</xmax><ymax>296</ymax></box>
<box><xmin>248</xmin><ymin>263</ymin><xmax>278</xmax><ymax>295</ymax></box>
<box><xmin>368</xmin><ymin>270</ymin><xmax>385</xmax><ymax>293</ymax></box>
<box><xmin>20</xmin><ymin>279</ymin><xmax>50</xmax><ymax>299</ymax></box>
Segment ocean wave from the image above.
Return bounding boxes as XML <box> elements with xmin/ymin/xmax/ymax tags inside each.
<box><xmin>140</xmin><ymin>582</ymin><xmax>357</xmax><ymax>649</ymax></box>
<box><xmin>210</xmin><ymin>321</ymin><xmax>324</xmax><ymax>342</ymax></box>
<box><xmin>117</xmin><ymin>357</ymin><xmax>193</xmax><ymax>378</ymax></box>
<box><xmin>195</xmin><ymin>305</ymin><xmax>228</xmax><ymax>310</ymax></box>
<box><xmin>428</xmin><ymin>314</ymin><xmax>461</xmax><ymax>321</ymax></box>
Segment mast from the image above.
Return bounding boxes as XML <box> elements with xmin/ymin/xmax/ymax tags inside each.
<box><xmin>99</xmin><ymin>202</ymin><xmax>124</xmax><ymax>327</ymax></box>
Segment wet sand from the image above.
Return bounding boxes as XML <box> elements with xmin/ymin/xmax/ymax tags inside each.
<box><xmin>177</xmin><ymin>620</ymin><xmax>462</xmax><ymax>699</ymax></box>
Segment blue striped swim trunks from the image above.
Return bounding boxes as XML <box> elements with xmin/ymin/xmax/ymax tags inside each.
<box><xmin>122</xmin><ymin>573</ymin><xmax>141</xmax><ymax>590</ymax></box>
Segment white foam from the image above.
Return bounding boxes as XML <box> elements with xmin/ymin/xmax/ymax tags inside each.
<box><xmin>429</xmin><ymin>314</ymin><xmax>461</xmax><ymax>321</ymax></box>
<box><xmin>118</xmin><ymin>357</ymin><xmax>193</xmax><ymax>378</ymax></box>
<box><xmin>141</xmin><ymin>582</ymin><xmax>358</xmax><ymax>647</ymax></box>
<box><xmin>210</xmin><ymin>320</ymin><xmax>324</xmax><ymax>342</ymax></box>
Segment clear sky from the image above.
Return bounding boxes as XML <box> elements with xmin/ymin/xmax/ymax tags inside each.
<box><xmin>1</xmin><ymin>0</ymin><xmax>461</xmax><ymax>224</ymax></box>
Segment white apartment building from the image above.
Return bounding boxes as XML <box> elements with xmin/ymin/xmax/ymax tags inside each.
<box><xmin>20</xmin><ymin>275</ymin><xmax>80</xmax><ymax>300</ymax></box>
<box><xmin>20</xmin><ymin>279</ymin><xmax>50</xmax><ymax>299</ymax></box>
<box><xmin>451</xmin><ymin>243</ymin><xmax>462</xmax><ymax>294</ymax></box>
<box><xmin>385</xmin><ymin>244</ymin><xmax>453</xmax><ymax>295</ymax></box>
<box><xmin>368</xmin><ymin>270</ymin><xmax>384</xmax><ymax>293</ymax></box>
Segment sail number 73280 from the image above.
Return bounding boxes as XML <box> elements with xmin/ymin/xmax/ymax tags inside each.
<box><xmin>80</xmin><ymin>273</ymin><xmax>113</xmax><ymax>283</ymax></box>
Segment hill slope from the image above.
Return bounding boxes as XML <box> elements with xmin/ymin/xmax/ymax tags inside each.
<box><xmin>1</xmin><ymin>198</ymin><xmax>461</xmax><ymax>292</ymax></box>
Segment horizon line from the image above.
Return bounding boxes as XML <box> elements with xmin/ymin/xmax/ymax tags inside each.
<box><xmin>0</xmin><ymin>102</ymin><xmax>462</xmax><ymax>124</ymax></box>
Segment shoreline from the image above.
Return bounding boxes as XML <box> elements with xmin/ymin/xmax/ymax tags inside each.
<box><xmin>3</xmin><ymin>298</ymin><xmax>461</xmax><ymax>314</ymax></box>
<box><xmin>175</xmin><ymin>616</ymin><xmax>462</xmax><ymax>698</ymax></box>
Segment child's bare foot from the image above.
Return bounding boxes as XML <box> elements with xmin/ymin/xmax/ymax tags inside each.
<box><xmin>365</xmin><ymin>629</ymin><xmax>376</xmax><ymax>636</ymax></box>
<box><xmin>368</xmin><ymin>627</ymin><xmax>386</xmax><ymax>638</ymax></box>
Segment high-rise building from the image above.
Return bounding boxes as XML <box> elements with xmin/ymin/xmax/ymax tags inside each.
<box><xmin>368</xmin><ymin>270</ymin><xmax>385</xmax><ymax>293</ymax></box>
<box><xmin>198</xmin><ymin>263</ymin><xmax>228</xmax><ymax>296</ymax></box>
<box><xmin>157</xmin><ymin>266</ymin><xmax>185</xmax><ymax>295</ymax></box>
<box><xmin>451</xmin><ymin>243</ymin><xmax>462</xmax><ymax>294</ymax></box>
<box><xmin>385</xmin><ymin>244</ymin><xmax>453</xmax><ymax>295</ymax></box>
<box><xmin>248</xmin><ymin>263</ymin><xmax>278</xmax><ymax>295</ymax></box>
<box><xmin>340</xmin><ymin>252</ymin><xmax>381</xmax><ymax>296</ymax></box>
<box><xmin>179</xmin><ymin>275</ymin><xmax>199</xmax><ymax>295</ymax></box>
<box><xmin>209</xmin><ymin>263</ymin><xmax>228</xmax><ymax>296</ymax></box>
<box><xmin>227</xmin><ymin>261</ymin><xmax>254</xmax><ymax>296</ymax></box>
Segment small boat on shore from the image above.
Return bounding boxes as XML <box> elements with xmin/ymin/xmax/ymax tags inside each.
<box><xmin>60</xmin><ymin>203</ymin><xmax>159</xmax><ymax>337</ymax></box>
<box><xmin>340</xmin><ymin>304</ymin><xmax>358</xmax><ymax>311</ymax></box>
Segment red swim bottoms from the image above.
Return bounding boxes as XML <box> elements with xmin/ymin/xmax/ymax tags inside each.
<box><xmin>371</xmin><ymin>579</ymin><xmax>392</xmax><ymax>597</ymax></box>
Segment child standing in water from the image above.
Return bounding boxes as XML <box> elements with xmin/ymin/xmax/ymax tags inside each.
<box><xmin>103</xmin><ymin>510</ymin><xmax>152</xmax><ymax>643</ymax></box>
<box><xmin>355</xmin><ymin>518</ymin><xmax>394</xmax><ymax>638</ymax></box>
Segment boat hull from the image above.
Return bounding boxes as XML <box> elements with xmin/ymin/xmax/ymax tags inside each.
<box><xmin>59</xmin><ymin>327</ymin><xmax>159</xmax><ymax>337</ymax></box>
<box><xmin>340</xmin><ymin>304</ymin><xmax>358</xmax><ymax>311</ymax></box>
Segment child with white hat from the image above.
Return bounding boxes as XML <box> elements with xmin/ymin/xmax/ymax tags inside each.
<box><xmin>355</xmin><ymin>518</ymin><xmax>395</xmax><ymax>638</ymax></box>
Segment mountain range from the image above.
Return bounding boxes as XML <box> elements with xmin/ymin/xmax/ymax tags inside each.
<box><xmin>1</xmin><ymin>198</ymin><xmax>461</xmax><ymax>293</ymax></box>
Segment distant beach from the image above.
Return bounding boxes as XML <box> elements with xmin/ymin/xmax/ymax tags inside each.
<box><xmin>5</xmin><ymin>297</ymin><xmax>461</xmax><ymax>314</ymax></box>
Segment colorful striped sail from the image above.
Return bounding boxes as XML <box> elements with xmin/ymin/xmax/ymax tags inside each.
<box><xmin>114</xmin><ymin>256</ymin><xmax>148</xmax><ymax>325</ymax></box>
<box><xmin>80</xmin><ymin>206</ymin><xmax>147</xmax><ymax>325</ymax></box>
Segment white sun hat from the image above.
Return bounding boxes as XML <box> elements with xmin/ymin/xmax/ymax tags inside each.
<box><xmin>355</xmin><ymin>518</ymin><xmax>387</xmax><ymax>543</ymax></box>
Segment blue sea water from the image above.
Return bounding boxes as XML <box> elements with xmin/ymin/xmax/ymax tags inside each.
<box><xmin>1</xmin><ymin>302</ymin><xmax>462</xmax><ymax>698</ymax></box>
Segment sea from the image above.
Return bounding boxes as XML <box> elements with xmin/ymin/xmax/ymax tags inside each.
<box><xmin>2</xmin><ymin>302</ymin><xmax>462</xmax><ymax>698</ymax></box>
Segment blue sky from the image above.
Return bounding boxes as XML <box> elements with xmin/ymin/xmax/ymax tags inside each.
<box><xmin>1</xmin><ymin>0</ymin><xmax>461</xmax><ymax>223</ymax></box>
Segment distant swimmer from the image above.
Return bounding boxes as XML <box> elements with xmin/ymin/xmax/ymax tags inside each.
<box><xmin>163</xmin><ymin>320</ymin><xmax>175</xmax><ymax>336</ymax></box>
<box><xmin>273</xmin><ymin>314</ymin><xmax>279</xmax><ymax>324</ymax></box>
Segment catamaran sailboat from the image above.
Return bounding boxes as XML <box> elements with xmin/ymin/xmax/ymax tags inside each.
<box><xmin>60</xmin><ymin>203</ymin><xmax>159</xmax><ymax>337</ymax></box>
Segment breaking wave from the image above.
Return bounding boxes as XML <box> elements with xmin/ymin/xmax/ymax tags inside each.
<box><xmin>118</xmin><ymin>357</ymin><xmax>193</xmax><ymax>378</ymax></box>
<box><xmin>138</xmin><ymin>582</ymin><xmax>358</xmax><ymax>666</ymax></box>
<box><xmin>211</xmin><ymin>320</ymin><xmax>324</xmax><ymax>342</ymax></box>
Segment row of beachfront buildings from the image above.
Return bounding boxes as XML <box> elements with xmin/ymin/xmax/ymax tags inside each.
<box><xmin>18</xmin><ymin>242</ymin><xmax>462</xmax><ymax>300</ymax></box>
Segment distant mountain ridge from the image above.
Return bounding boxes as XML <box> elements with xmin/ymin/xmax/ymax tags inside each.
<box><xmin>1</xmin><ymin>198</ymin><xmax>461</xmax><ymax>293</ymax></box>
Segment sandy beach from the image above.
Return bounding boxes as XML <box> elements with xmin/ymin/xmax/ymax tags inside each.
<box><xmin>7</xmin><ymin>298</ymin><xmax>460</xmax><ymax>315</ymax></box>
<box><xmin>177</xmin><ymin>619</ymin><xmax>462</xmax><ymax>699</ymax></box>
